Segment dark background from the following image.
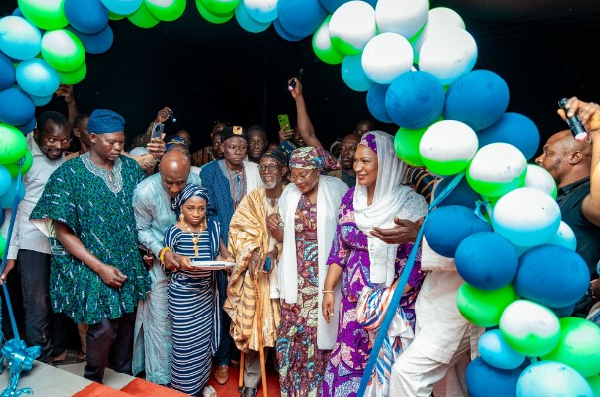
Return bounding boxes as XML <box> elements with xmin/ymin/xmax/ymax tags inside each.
<box><xmin>1</xmin><ymin>0</ymin><xmax>599</xmax><ymax>155</ymax></box>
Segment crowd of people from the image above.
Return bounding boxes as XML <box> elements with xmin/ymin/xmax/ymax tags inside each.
<box><xmin>1</xmin><ymin>77</ymin><xmax>599</xmax><ymax>397</ymax></box>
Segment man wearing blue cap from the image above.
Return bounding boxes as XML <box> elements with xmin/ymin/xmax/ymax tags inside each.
<box><xmin>31</xmin><ymin>109</ymin><xmax>151</xmax><ymax>383</ymax></box>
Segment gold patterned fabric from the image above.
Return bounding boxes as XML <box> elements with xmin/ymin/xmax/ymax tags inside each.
<box><xmin>224</xmin><ymin>186</ymin><xmax>282</xmax><ymax>352</ymax></box>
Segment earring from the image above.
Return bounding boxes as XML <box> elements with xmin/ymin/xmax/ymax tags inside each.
<box><xmin>179</xmin><ymin>213</ymin><xmax>186</xmax><ymax>227</ymax></box>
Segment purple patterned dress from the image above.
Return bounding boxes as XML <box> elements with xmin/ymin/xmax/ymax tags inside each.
<box><xmin>320</xmin><ymin>188</ymin><xmax>425</xmax><ymax>397</ymax></box>
<box><xmin>276</xmin><ymin>194</ymin><xmax>331</xmax><ymax>397</ymax></box>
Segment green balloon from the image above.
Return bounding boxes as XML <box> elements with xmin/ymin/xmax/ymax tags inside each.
<box><xmin>58</xmin><ymin>62</ymin><xmax>86</xmax><ymax>85</ymax></box>
<box><xmin>128</xmin><ymin>2</ymin><xmax>160</xmax><ymax>28</ymax></box>
<box><xmin>202</xmin><ymin>0</ymin><xmax>241</xmax><ymax>16</ymax></box>
<box><xmin>456</xmin><ymin>283</ymin><xmax>517</xmax><ymax>327</ymax></box>
<box><xmin>195</xmin><ymin>0</ymin><xmax>234</xmax><ymax>24</ymax></box>
<box><xmin>467</xmin><ymin>169</ymin><xmax>526</xmax><ymax>199</ymax></box>
<box><xmin>18</xmin><ymin>0</ymin><xmax>69</xmax><ymax>31</ymax></box>
<box><xmin>394</xmin><ymin>126</ymin><xmax>427</xmax><ymax>166</ymax></box>
<box><xmin>2</xmin><ymin>150</ymin><xmax>34</xmax><ymax>177</ymax></box>
<box><xmin>0</xmin><ymin>234</ymin><xmax>5</xmax><ymax>257</ymax></box>
<box><xmin>312</xmin><ymin>16</ymin><xmax>344</xmax><ymax>65</ymax></box>
<box><xmin>0</xmin><ymin>124</ymin><xmax>28</xmax><ymax>165</ymax></box>
<box><xmin>408</xmin><ymin>22</ymin><xmax>425</xmax><ymax>63</ymax></box>
<box><xmin>541</xmin><ymin>317</ymin><xmax>600</xmax><ymax>378</ymax></box>
<box><xmin>331</xmin><ymin>37</ymin><xmax>362</xmax><ymax>56</ymax></box>
<box><xmin>41</xmin><ymin>29</ymin><xmax>85</xmax><ymax>73</ymax></box>
<box><xmin>145</xmin><ymin>0</ymin><xmax>186</xmax><ymax>22</ymax></box>
<box><xmin>109</xmin><ymin>11</ymin><xmax>127</xmax><ymax>21</ymax></box>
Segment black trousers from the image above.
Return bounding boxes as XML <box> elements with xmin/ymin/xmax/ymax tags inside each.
<box><xmin>84</xmin><ymin>311</ymin><xmax>136</xmax><ymax>383</ymax></box>
<box><xmin>17</xmin><ymin>249</ymin><xmax>67</xmax><ymax>363</ymax></box>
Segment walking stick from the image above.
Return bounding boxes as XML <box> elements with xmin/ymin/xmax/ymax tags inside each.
<box><xmin>238</xmin><ymin>350</ymin><xmax>245</xmax><ymax>393</ymax></box>
<box><xmin>255</xmin><ymin>261</ymin><xmax>268</xmax><ymax>397</ymax></box>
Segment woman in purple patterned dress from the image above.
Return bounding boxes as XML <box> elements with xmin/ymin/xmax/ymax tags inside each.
<box><xmin>320</xmin><ymin>131</ymin><xmax>428</xmax><ymax>397</ymax></box>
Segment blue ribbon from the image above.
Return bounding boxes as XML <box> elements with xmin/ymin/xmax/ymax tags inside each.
<box><xmin>356</xmin><ymin>172</ymin><xmax>465</xmax><ymax>396</ymax></box>
<box><xmin>0</xmin><ymin>158</ymin><xmax>41</xmax><ymax>396</ymax></box>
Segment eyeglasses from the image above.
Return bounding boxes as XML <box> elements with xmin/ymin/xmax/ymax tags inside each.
<box><xmin>289</xmin><ymin>169</ymin><xmax>316</xmax><ymax>183</ymax></box>
<box><xmin>258</xmin><ymin>164</ymin><xmax>281</xmax><ymax>172</ymax></box>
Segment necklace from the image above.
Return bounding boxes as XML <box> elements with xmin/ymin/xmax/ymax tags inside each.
<box><xmin>226</xmin><ymin>162</ymin><xmax>246</xmax><ymax>209</ymax></box>
<box><xmin>186</xmin><ymin>220</ymin><xmax>206</xmax><ymax>257</ymax></box>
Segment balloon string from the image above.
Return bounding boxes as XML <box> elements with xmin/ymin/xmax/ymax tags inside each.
<box><xmin>357</xmin><ymin>171</ymin><xmax>464</xmax><ymax>396</ymax></box>
<box><xmin>1</xmin><ymin>157</ymin><xmax>25</xmax><ymax>343</ymax></box>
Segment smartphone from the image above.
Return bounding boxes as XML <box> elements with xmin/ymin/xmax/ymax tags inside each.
<box><xmin>277</xmin><ymin>114</ymin><xmax>290</xmax><ymax>130</ymax></box>
<box><xmin>138</xmin><ymin>244</ymin><xmax>150</xmax><ymax>258</ymax></box>
<box><xmin>150</xmin><ymin>122</ymin><xmax>164</xmax><ymax>140</ymax></box>
<box><xmin>263</xmin><ymin>256</ymin><xmax>272</xmax><ymax>273</ymax></box>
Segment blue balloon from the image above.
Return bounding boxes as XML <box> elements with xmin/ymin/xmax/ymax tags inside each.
<box><xmin>15</xmin><ymin>116</ymin><xmax>37</xmax><ymax>134</ymax></box>
<box><xmin>455</xmin><ymin>232</ymin><xmax>519</xmax><ymax>290</ymax></box>
<box><xmin>318</xmin><ymin>0</ymin><xmax>375</xmax><ymax>13</ymax></box>
<box><xmin>367</xmin><ymin>83</ymin><xmax>393</xmax><ymax>123</ymax></box>
<box><xmin>515</xmin><ymin>244</ymin><xmax>590</xmax><ymax>308</ymax></box>
<box><xmin>67</xmin><ymin>25</ymin><xmax>114</xmax><ymax>55</ymax></box>
<box><xmin>478</xmin><ymin>329</ymin><xmax>525</xmax><ymax>370</ymax></box>
<box><xmin>444</xmin><ymin>70</ymin><xmax>510</xmax><ymax>131</ymax></box>
<box><xmin>385</xmin><ymin>71</ymin><xmax>445</xmax><ymax>129</ymax></box>
<box><xmin>548</xmin><ymin>303</ymin><xmax>575</xmax><ymax>318</ymax></box>
<box><xmin>277</xmin><ymin>0</ymin><xmax>328</xmax><ymax>38</ymax></box>
<box><xmin>0</xmin><ymin>206</ymin><xmax>4</xmax><ymax>226</ymax></box>
<box><xmin>235</xmin><ymin>2</ymin><xmax>271</xmax><ymax>33</ymax></box>
<box><xmin>16</xmin><ymin>58</ymin><xmax>61</xmax><ymax>97</ymax></box>
<box><xmin>30</xmin><ymin>93</ymin><xmax>54</xmax><ymax>106</ymax></box>
<box><xmin>100</xmin><ymin>0</ymin><xmax>143</xmax><ymax>15</ymax></box>
<box><xmin>12</xmin><ymin>8</ymin><xmax>24</xmax><ymax>17</ymax></box>
<box><xmin>0</xmin><ymin>52</ymin><xmax>16</xmax><ymax>91</ymax></box>
<box><xmin>0</xmin><ymin>164</ymin><xmax>11</xmax><ymax>196</ymax></box>
<box><xmin>273</xmin><ymin>19</ymin><xmax>306</xmax><ymax>42</ymax></box>
<box><xmin>341</xmin><ymin>54</ymin><xmax>372</xmax><ymax>92</ymax></box>
<box><xmin>0</xmin><ymin>87</ymin><xmax>36</xmax><ymax>126</ymax></box>
<box><xmin>0</xmin><ymin>178</ymin><xmax>26</xmax><ymax>210</ymax></box>
<box><xmin>466</xmin><ymin>357</ymin><xmax>522</xmax><ymax>397</ymax></box>
<box><xmin>517</xmin><ymin>361</ymin><xmax>593</xmax><ymax>397</ymax></box>
<box><xmin>424</xmin><ymin>205</ymin><xmax>493</xmax><ymax>258</ymax></box>
<box><xmin>477</xmin><ymin>112</ymin><xmax>540</xmax><ymax>161</ymax></box>
<box><xmin>65</xmin><ymin>0</ymin><xmax>109</xmax><ymax>34</ymax></box>
<box><xmin>0</xmin><ymin>16</ymin><xmax>42</xmax><ymax>61</ymax></box>
<box><xmin>436</xmin><ymin>175</ymin><xmax>481</xmax><ymax>209</ymax></box>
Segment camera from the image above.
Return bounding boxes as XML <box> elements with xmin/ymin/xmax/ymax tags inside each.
<box><xmin>558</xmin><ymin>98</ymin><xmax>588</xmax><ymax>142</ymax></box>
<box><xmin>151</xmin><ymin>122</ymin><xmax>164</xmax><ymax>139</ymax></box>
<box><xmin>288</xmin><ymin>67</ymin><xmax>305</xmax><ymax>91</ymax></box>
<box><xmin>168</xmin><ymin>110</ymin><xmax>177</xmax><ymax>123</ymax></box>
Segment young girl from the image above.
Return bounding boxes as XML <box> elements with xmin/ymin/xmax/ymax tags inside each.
<box><xmin>163</xmin><ymin>184</ymin><xmax>233</xmax><ymax>396</ymax></box>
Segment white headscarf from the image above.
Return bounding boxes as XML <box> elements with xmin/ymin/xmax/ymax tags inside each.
<box><xmin>353</xmin><ymin>131</ymin><xmax>428</xmax><ymax>287</ymax></box>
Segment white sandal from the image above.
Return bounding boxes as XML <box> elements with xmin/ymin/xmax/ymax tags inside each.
<box><xmin>201</xmin><ymin>385</ymin><xmax>217</xmax><ymax>397</ymax></box>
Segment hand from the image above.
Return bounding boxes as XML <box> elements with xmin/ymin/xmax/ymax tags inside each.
<box><xmin>0</xmin><ymin>259</ymin><xmax>15</xmax><ymax>285</ymax></box>
<box><xmin>147</xmin><ymin>133</ymin><xmax>166</xmax><ymax>160</ymax></box>
<box><xmin>322</xmin><ymin>292</ymin><xmax>335</xmax><ymax>323</ymax></box>
<box><xmin>154</xmin><ymin>106</ymin><xmax>172</xmax><ymax>124</ymax></box>
<box><xmin>278</xmin><ymin>124</ymin><xmax>293</xmax><ymax>143</ymax></box>
<box><xmin>261</xmin><ymin>249</ymin><xmax>277</xmax><ymax>274</ymax></box>
<box><xmin>267</xmin><ymin>213</ymin><xmax>283</xmax><ymax>232</ymax></box>
<box><xmin>287</xmin><ymin>77</ymin><xmax>303</xmax><ymax>99</ymax></box>
<box><xmin>591</xmin><ymin>279</ymin><xmax>600</xmax><ymax>299</ymax></box>
<box><xmin>55</xmin><ymin>84</ymin><xmax>75</xmax><ymax>105</ymax></box>
<box><xmin>370</xmin><ymin>217</ymin><xmax>421</xmax><ymax>245</ymax></box>
<box><xmin>248</xmin><ymin>249</ymin><xmax>261</xmax><ymax>279</ymax></box>
<box><xmin>97</xmin><ymin>264</ymin><xmax>127</xmax><ymax>288</ymax></box>
<box><xmin>142</xmin><ymin>252</ymin><xmax>155</xmax><ymax>270</ymax></box>
<box><xmin>558</xmin><ymin>97</ymin><xmax>600</xmax><ymax>133</ymax></box>
<box><xmin>163</xmin><ymin>250</ymin><xmax>181</xmax><ymax>271</ymax></box>
<box><xmin>178</xmin><ymin>255</ymin><xmax>194</xmax><ymax>271</ymax></box>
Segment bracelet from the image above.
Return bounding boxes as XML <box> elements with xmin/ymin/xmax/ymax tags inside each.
<box><xmin>322</xmin><ymin>289</ymin><xmax>335</xmax><ymax>294</ymax></box>
<box><xmin>159</xmin><ymin>247</ymin><xmax>171</xmax><ymax>264</ymax></box>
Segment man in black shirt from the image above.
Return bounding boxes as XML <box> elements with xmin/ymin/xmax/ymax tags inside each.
<box><xmin>535</xmin><ymin>97</ymin><xmax>600</xmax><ymax>313</ymax></box>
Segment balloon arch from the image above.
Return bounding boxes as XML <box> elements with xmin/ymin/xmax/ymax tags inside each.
<box><xmin>1</xmin><ymin>0</ymin><xmax>599</xmax><ymax>396</ymax></box>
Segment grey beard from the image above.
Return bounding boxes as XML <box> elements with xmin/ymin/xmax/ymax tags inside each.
<box><xmin>264</xmin><ymin>181</ymin><xmax>277</xmax><ymax>189</ymax></box>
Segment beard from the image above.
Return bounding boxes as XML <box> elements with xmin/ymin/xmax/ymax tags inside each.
<box><xmin>264</xmin><ymin>181</ymin><xmax>277</xmax><ymax>189</ymax></box>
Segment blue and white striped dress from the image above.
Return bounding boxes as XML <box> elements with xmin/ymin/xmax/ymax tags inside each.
<box><xmin>164</xmin><ymin>219</ymin><xmax>221</xmax><ymax>396</ymax></box>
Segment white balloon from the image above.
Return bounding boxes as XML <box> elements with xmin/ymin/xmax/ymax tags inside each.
<box><xmin>547</xmin><ymin>221</ymin><xmax>577</xmax><ymax>251</ymax></box>
<box><xmin>524</xmin><ymin>163</ymin><xmax>557</xmax><ymax>198</ymax></box>
<box><xmin>418</xmin><ymin>27</ymin><xmax>477</xmax><ymax>85</ymax></box>
<box><xmin>375</xmin><ymin>0</ymin><xmax>428</xmax><ymax>39</ymax></box>
<box><xmin>412</xmin><ymin>7</ymin><xmax>465</xmax><ymax>56</ymax></box>
<box><xmin>492</xmin><ymin>187</ymin><xmax>561</xmax><ymax>247</ymax></box>
<box><xmin>361</xmin><ymin>32</ymin><xmax>413</xmax><ymax>84</ymax></box>
<box><xmin>467</xmin><ymin>143</ymin><xmax>527</xmax><ymax>197</ymax></box>
<box><xmin>418</xmin><ymin>120</ymin><xmax>478</xmax><ymax>175</ymax></box>
<box><xmin>329</xmin><ymin>1</ymin><xmax>376</xmax><ymax>55</ymax></box>
<box><xmin>129</xmin><ymin>147</ymin><xmax>149</xmax><ymax>156</ymax></box>
<box><xmin>244</xmin><ymin>0</ymin><xmax>278</xmax><ymax>23</ymax></box>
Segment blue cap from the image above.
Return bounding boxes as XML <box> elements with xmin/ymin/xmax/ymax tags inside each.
<box><xmin>87</xmin><ymin>109</ymin><xmax>126</xmax><ymax>134</ymax></box>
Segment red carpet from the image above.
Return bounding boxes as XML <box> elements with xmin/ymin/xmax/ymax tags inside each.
<box><xmin>72</xmin><ymin>383</ymin><xmax>131</xmax><ymax>397</ymax></box>
<box><xmin>208</xmin><ymin>365</ymin><xmax>282</xmax><ymax>397</ymax></box>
